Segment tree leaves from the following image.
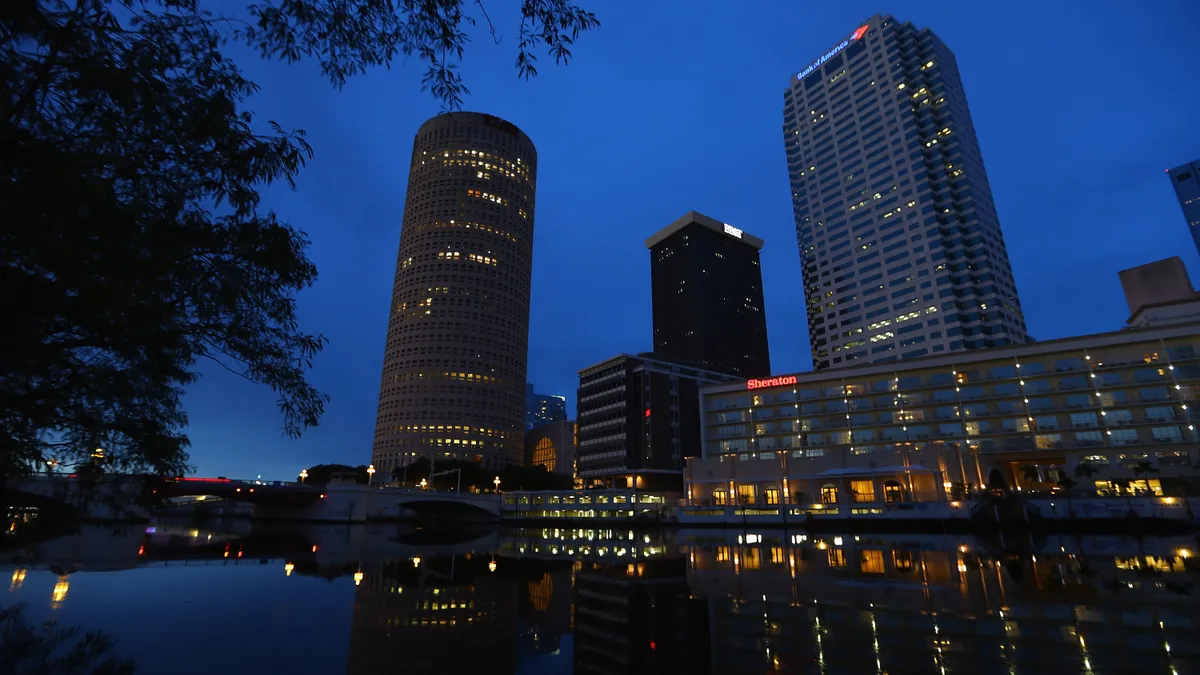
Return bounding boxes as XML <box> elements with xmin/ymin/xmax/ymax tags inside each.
<box><xmin>0</xmin><ymin>0</ymin><xmax>327</xmax><ymax>479</ymax></box>
<box><xmin>0</xmin><ymin>604</ymin><xmax>137</xmax><ymax>675</ymax></box>
<box><xmin>241</xmin><ymin>0</ymin><xmax>600</xmax><ymax>108</ymax></box>
<box><xmin>0</xmin><ymin>0</ymin><xmax>598</xmax><ymax>481</ymax></box>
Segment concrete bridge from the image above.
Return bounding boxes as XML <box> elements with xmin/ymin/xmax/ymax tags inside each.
<box><xmin>6</xmin><ymin>475</ymin><xmax>501</xmax><ymax>522</ymax></box>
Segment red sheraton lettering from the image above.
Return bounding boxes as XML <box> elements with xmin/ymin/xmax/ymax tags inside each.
<box><xmin>746</xmin><ymin>375</ymin><xmax>798</xmax><ymax>390</ymax></box>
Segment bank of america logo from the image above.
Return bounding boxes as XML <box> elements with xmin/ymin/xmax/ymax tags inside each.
<box><xmin>797</xmin><ymin>24</ymin><xmax>871</xmax><ymax>80</ymax></box>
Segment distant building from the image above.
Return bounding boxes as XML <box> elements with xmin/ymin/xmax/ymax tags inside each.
<box><xmin>645</xmin><ymin>211</ymin><xmax>772</xmax><ymax>378</ymax></box>
<box><xmin>783</xmin><ymin>14</ymin><xmax>1028</xmax><ymax>370</ymax></box>
<box><xmin>1168</xmin><ymin>159</ymin><xmax>1200</xmax><ymax>257</ymax></box>
<box><xmin>1119</xmin><ymin>257</ymin><xmax>1198</xmax><ymax>328</ymax></box>
<box><xmin>524</xmin><ymin>420</ymin><xmax>576</xmax><ymax>477</ymax></box>
<box><xmin>525</xmin><ymin>383</ymin><xmax>567</xmax><ymax>430</ymax></box>
<box><xmin>575</xmin><ymin>353</ymin><xmax>742</xmax><ymax>490</ymax></box>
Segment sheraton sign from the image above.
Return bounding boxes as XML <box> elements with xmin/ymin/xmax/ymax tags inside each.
<box><xmin>746</xmin><ymin>375</ymin><xmax>799</xmax><ymax>390</ymax></box>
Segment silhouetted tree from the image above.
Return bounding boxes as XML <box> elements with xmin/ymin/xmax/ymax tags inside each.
<box><xmin>0</xmin><ymin>604</ymin><xmax>136</xmax><ymax>674</ymax></box>
<box><xmin>1056</xmin><ymin>474</ymin><xmax>1079</xmax><ymax>514</ymax></box>
<box><xmin>0</xmin><ymin>0</ymin><xmax>599</xmax><ymax>481</ymax></box>
<box><xmin>1074</xmin><ymin>462</ymin><xmax>1101</xmax><ymax>495</ymax></box>
<box><xmin>298</xmin><ymin>463</ymin><xmax>368</xmax><ymax>485</ymax></box>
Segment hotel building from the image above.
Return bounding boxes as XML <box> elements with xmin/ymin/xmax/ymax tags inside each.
<box><xmin>371</xmin><ymin>112</ymin><xmax>537</xmax><ymax>473</ymax></box>
<box><xmin>576</xmin><ymin>353</ymin><xmax>742</xmax><ymax>490</ymax></box>
<box><xmin>783</xmin><ymin>15</ymin><xmax>1028</xmax><ymax>370</ymax></box>
<box><xmin>646</xmin><ymin>211</ymin><xmax>772</xmax><ymax>378</ymax></box>
<box><xmin>684</xmin><ymin>314</ymin><xmax>1200</xmax><ymax>512</ymax></box>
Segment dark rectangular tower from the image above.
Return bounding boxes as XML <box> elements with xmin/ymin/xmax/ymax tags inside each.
<box><xmin>782</xmin><ymin>15</ymin><xmax>1029</xmax><ymax>371</ymax></box>
<box><xmin>645</xmin><ymin>211</ymin><xmax>771</xmax><ymax>379</ymax></box>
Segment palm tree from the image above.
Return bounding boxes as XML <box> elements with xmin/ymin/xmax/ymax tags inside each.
<box><xmin>1057</xmin><ymin>475</ymin><xmax>1079</xmax><ymax>515</ymax></box>
<box><xmin>1128</xmin><ymin>460</ymin><xmax>1161</xmax><ymax>514</ymax></box>
<box><xmin>1074</xmin><ymin>462</ymin><xmax>1101</xmax><ymax>495</ymax></box>
<box><xmin>1020</xmin><ymin>465</ymin><xmax>1041</xmax><ymax>492</ymax></box>
<box><xmin>1132</xmin><ymin>460</ymin><xmax>1160</xmax><ymax>491</ymax></box>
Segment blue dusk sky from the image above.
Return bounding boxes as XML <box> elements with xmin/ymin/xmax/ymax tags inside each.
<box><xmin>181</xmin><ymin>0</ymin><xmax>1200</xmax><ymax>479</ymax></box>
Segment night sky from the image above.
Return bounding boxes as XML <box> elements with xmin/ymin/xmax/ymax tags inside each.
<box><xmin>182</xmin><ymin>1</ymin><xmax>1200</xmax><ymax>479</ymax></box>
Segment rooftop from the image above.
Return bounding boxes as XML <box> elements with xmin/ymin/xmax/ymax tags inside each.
<box><xmin>644</xmin><ymin>211</ymin><xmax>764</xmax><ymax>250</ymax></box>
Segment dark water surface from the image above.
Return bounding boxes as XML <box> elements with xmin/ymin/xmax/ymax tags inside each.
<box><xmin>3</xmin><ymin>521</ymin><xmax>1200</xmax><ymax>674</ymax></box>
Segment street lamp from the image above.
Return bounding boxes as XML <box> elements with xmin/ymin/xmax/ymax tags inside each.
<box><xmin>298</xmin><ymin>469</ymin><xmax>308</xmax><ymax>484</ymax></box>
<box><xmin>420</xmin><ymin>478</ymin><xmax>428</xmax><ymax>490</ymax></box>
<box><xmin>284</xmin><ymin>562</ymin><xmax>294</xmax><ymax>577</ymax></box>
<box><xmin>353</xmin><ymin>570</ymin><xmax>364</xmax><ymax>586</ymax></box>
<box><xmin>493</xmin><ymin>476</ymin><xmax>501</xmax><ymax>493</ymax></box>
<box><xmin>367</xmin><ymin>464</ymin><xmax>376</xmax><ymax>485</ymax></box>
<box><xmin>488</xmin><ymin>558</ymin><xmax>497</xmax><ymax>573</ymax></box>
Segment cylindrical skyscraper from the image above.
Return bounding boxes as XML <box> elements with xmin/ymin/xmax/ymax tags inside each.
<box><xmin>372</xmin><ymin>112</ymin><xmax>537</xmax><ymax>474</ymax></box>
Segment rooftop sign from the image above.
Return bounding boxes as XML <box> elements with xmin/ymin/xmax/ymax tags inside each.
<box><xmin>796</xmin><ymin>24</ymin><xmax>869</xmax><ymax>81</ymax></box>
<box><xmin>723</xmin><ymin>223</ymin><xmax>743</xmax><ymax>239</ymax></box>
<box><xmin>747</xmin><ymin>375</ymin><xmax>798</xmax><ymax>390</ymax></box>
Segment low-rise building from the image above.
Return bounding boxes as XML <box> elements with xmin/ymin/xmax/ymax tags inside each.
<box><xmin>577</xmin><ymin>353</ymin><xmax>742</xmax><ymax>491</ymax></box>
<box><xmin>685</xmin><ymin>318</ymin><xmax>1200</xmax><ymax>513</ymax></box>
<box><xmin>524</xmin><ymin>419</ymin><xmax>577</xmax><ymax>478</ymax></box>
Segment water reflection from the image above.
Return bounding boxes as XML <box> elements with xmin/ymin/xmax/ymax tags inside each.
<box><xmin>1</xmin><ymin>520</ymin><xmax>1198</xmax><ymax>674</ymax></box>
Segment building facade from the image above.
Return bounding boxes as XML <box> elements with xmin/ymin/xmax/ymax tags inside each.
<box><xmin>783</xmin><ymin>14</ymin><xmax>1028</xmax><ymax>371</ymax></box>
<box><xmin>526</xmin><ymin>383</ymin><xmax>567</xmax><ymax>430</ymax></box>
<box><xmin>645</xmin><ymin>211</ymin><xmax>772</xmax><ymax>378</ymax></box>
<box><xmin>372</xmin><ymin>112</ymin><xmax>537</xmax><ymax>473</ymax></box>
<box><xmin>524</xmin><ymin>419</ymin><xmax>577</xmax><ymax>477</ymax></box>
<box><xmin>685</xmin><ymin>320</ymin><xmax>1200</xmax><ymax>510</ymax></box>
<box><xmin>576</xmin><ymin>353</ymin><xmax>742</xmax><ymax>490</ymax></box>
<box><xmin>1119</xmin><ymin>257</ymin><xmax>1197</xmax><ymax>328</ymax></box>
<box><xmin>1168</xmin><ymin>159</ymin><xmax>1200</xmax><ymax>257</ymax></box>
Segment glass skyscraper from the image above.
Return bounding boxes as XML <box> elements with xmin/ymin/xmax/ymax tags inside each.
<box><xmin>1167</xmin><ymin>159</ymin><xmax>1200</xmax><ymax>258</ymax></box>
<box><xmin>783</xmin><ymin>14</ymin><xmax>1028</xmax><ymax>371</ymax></box>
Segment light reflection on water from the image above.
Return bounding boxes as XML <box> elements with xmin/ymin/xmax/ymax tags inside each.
<box><xmin>2</xmin><ymin>521</ymin><xmax>1198</xmax><ymax>674</ymax></box>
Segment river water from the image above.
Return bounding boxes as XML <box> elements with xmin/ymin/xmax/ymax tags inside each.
<box><xmin>2</xmin><ymin>520</ymin><xmax>1199</xmax><ymax>674</ymax></box>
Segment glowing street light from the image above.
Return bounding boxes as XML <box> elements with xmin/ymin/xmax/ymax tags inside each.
<box><xmin>353</xmin><ymin>571</ymin><xmax>364</xmax><ymax>586</ymax></box>
<box><xmin>493</xmin><ymin>476</ymin><xmax>501</xmax><ymax>493</ymax></box>
<box><xmin>285</xmin><ymin>562</ymin><xmax>295</xmax><ymax>577</ymax></box>
<box><xmin>367</xmin><ymin>464</ymin><xmax>376</xmax><ymax>485</ymax></box>
<box><xmin>420</xmin><ymin>478</ymin><xmax>428</xmax><ymax>490</ymax></box>
<box><xmin>412</xmin><ymin>556</ymin><xmax>422</xmax><ymax>568</ymax></box>
<box><xmin>298</xmin><ymin>469</ymin><xmax>308</xmax><ymax>483</ymax></box>
<box><xmin>488</xmin><ymin>559</ymin><xmax>497</xmax><ymax>573</ymax></box>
